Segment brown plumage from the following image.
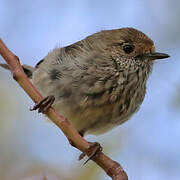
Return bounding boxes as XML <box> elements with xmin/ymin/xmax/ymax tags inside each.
<box><xmin>0</xmin><ymin>27</ymin><xmax>170</xmax><ymax>136</ymax></box>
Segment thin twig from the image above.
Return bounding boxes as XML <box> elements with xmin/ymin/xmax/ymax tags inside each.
<box><xmin>0</xmin><ymin>38</ymin><xmax>128</xmax><ymax>180</ymax></box>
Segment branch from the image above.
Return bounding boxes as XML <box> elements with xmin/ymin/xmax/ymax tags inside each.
<box><xmin>0</xmin><ymin>38</ymin><xmax>128</xmax><ymax>180</ymax></box>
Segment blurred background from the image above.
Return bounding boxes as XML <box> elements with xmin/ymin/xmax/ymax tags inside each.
<box><xmin>0</xmin><ymin>0</ymin><xmax>180</xmax><ymax>179</ymax></box>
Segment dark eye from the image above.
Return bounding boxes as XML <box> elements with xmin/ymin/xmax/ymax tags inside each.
<box><xmin>123</xmin><ymin>44</ymin><xmax>134</xmax><ymax>54</ymax></box>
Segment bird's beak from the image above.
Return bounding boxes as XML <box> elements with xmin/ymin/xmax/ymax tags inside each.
<box><xmin>144</xmin><ymin>52</ymin><xmax>170</xmax><ymax>60</ymax></box>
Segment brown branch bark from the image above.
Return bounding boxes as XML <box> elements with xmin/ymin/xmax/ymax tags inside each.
<box><xmin>0</xmin><ymin>38</ymin><xmax>128</xmax><ymax>180</ymax></box>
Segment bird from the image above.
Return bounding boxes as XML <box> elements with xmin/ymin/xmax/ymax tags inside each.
<box><xmin>0</xmin><ymin>27</ymin><xmax>170</xmax><ymax>159</ymax></box>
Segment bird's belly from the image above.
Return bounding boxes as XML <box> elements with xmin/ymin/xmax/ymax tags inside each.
<box><xmin>52</xmin><ymin>94</ymin><xmax>143</xmax><ymax>135</ymax></box>
<box><xmin>32</xmin><ymin>68</ymin><xmax>146</xmax><ymax>135</ymax></box>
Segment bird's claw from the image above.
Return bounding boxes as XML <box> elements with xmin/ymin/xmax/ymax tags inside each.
<box><xmin>30</xmin><ymin>95</ymin><xmax>55</xmax><ymax>113</ymax></box>
<box><xmin>79</xmin><ymin>142</ymin><xmax>103</xmax><ymax>165</ymax></box>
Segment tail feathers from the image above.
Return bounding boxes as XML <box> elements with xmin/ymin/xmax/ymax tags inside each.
<box><xmin>0</xmin><ymin>63</ymin><xmax>35</xmax><ymax>78</ymax></box>
<box><xmin>21</xmin><ymin>65</ymin><xmax>35</xmax><ymax>78</ymax></box>
<box><xmin>0</xmin><ymin>63</ymin><xmax>10</xmax><ymax>70</ymax></box>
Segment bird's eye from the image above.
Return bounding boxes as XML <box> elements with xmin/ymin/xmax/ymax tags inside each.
<box><xmin>123</xmin><ymin>43</ymin><xmax>134</xmax><ymax>54</ymax></box>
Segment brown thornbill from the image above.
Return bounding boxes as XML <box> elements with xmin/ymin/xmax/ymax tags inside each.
<box><xmin>0</xmin><ymin>27</ymin><xmax>170</xmax><ymax>158</ymax></box>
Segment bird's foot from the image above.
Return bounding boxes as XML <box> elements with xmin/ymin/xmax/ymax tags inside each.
<box><xmin>30</xmin><ymin>95</ymin><xmax>55</xmax><ymax>113</ymax></box>
<box><xmin>79</xmin><ymin>142</ymin><xmax>103</xmax><ymax>165</ymax></box>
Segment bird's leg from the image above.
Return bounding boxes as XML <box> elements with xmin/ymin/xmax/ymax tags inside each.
<box><xmin>78</xmin><ymin>130</ymin><xmax>103</xmax><ymax>165</ymax></box>
<box><xmin>30</xmin><ymin>95</ymin><xmax>55</xmax><ymax>113</ymax></box>
<box><xmin>68</xmin><ymin>130</ymin><xmax>85</xmax><ymax>148</ymax></box>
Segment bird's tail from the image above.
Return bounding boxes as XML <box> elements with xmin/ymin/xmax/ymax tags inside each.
<box><xmin>0</xmin><ymin>64</ymin><xmax>35</xmax><ymax>78</ymax></box>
